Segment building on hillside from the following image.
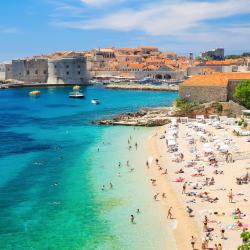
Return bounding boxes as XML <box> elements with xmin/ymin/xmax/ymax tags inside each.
<box><xmin>162</xmin><ymin>51</ymin><xmax>177</xmax><ymax>60</ymax></box>
<box><xmin>201</xmin><ymin>48</ymin><xmax>224</xmax><ymax>60</ymax></box>
<box><xmin>91</xmin><ymin>48</ymin><xmax>115</xmax><ymax>61</ymax></box>
<box><xmin>138</xmin><ymin>46</ymin><xmax>159</xmax><ymax>54</ymax></box>
<box><xmin>179</xmin><ymin>73</ymin><xmax>250</xmax><ymax>103</ymax></box>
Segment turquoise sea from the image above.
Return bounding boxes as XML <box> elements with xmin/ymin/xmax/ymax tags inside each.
<box><xmin>0</xmin><ymin>86</ymin><xmax>178</xmax><ymax>250</ymax></box>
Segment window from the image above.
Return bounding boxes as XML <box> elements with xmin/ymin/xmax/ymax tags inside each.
<box><xmin>35</xmin><ymin>70</ymin><xmax>38</xmax><ymax>75</ymax></box>
<box><xmin>78</xmin><ymin>71</ymin><xmax>81</xmax><ymax>75</ymax></box>
<box><xmin>26</xmin><ymin>70</ymin><xmax>29</xmax><ymax>75</ymax></box>
<box><xmin>66</xmin><ymin>65</ymin><xmax>69</xmax><ymax>68</ymax></box>
<box><xmin>43</xmin><ymin>70</ymin><xmax>47</xmax><ymax>74</ymax></box>
<box><xmin>54</xmin><ymin>65</ymin><xmax>57</xmax><ymax>69</ymax></box>
<box><xmin>78</xmin><ymin>65</ymin><xmax>80</xmax><ymax>68</ymax></box>
<box><xmin>66</xmin><ymin>71</ymin><xmax>69</xmax><ymax>75</ymax></box>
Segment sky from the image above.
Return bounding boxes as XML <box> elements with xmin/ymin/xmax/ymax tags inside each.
<box><xmin>0</xmin><ymin>0</ymin><xmax>250</xmax><ymax>61</ymax></box>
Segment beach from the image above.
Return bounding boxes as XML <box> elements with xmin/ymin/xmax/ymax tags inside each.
<box><xmin>146</xmin><ymin>120</ymin><xmax>250</xmax><ymax>249</ymax></box>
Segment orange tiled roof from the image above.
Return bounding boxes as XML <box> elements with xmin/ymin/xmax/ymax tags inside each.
<box><xmin>182</xmin><ymin>72</ymin><xmax>250</xmax><ymax>87</ymax></box>
<box><xmin>127</xmin><ymin>63</ymin><xmax>145</xmax><ymax>68</ymax></box>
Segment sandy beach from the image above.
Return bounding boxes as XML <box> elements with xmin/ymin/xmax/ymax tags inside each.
<box><xmin>146</xmin><ymin>119</ymin><xmax>250</xmax><ymax>250</ymax></box>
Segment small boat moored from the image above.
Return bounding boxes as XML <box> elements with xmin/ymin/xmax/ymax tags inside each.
<box><xmin>69</xmin><ymin>85</ymin><xmax>84</xmax><ymax>99</ymax></box>
<box><xmin>91</xmin><ymin>99</ymin><xmax>100</xmax><ymax>105</ymax></box>
<box><xmin>29</xmin><ymin>90</ymin><xmax>41</xmax><ymax>96</ymax></box>
<box><xmin>69</xmin><ymin>92</ymin><xmax>85</xmax><ymax>99</ymax></box>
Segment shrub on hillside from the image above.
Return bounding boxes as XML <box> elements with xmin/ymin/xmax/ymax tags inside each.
<box><xmin>234</xmin><ymin>80</ymin><xmax>250</xmax><ymax>108</ymax></box>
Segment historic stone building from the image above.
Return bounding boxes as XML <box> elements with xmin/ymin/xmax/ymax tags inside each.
<box><xmin>0</xmin><ymin>63</ymin><xmax>13</xmax><ymax>81</ymax></box>
<box><xmin>179</xmin><ymin>73</ymin><xmax>250</xmax><ymax>103</ymax></box>
<box><xmin>1</xmin><ymin>56</ymin><xmax>89</xmax><ymax>85</ymax></box>
<box><xmin>201</xmin><ymin>48</ymin><xmax>224</xmax><ymax>60</ymax></box>
<box><xmin>47</xmin><ymin>57</ymin><xmax>89</xmax><ymax>84</ymax></box>
<box><xmin>12</xmin><ymin>58</ymin><xmax>48</xmax><ymax>83</ymax></box>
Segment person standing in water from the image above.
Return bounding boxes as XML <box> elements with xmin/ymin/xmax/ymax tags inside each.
<box><xmin>167</xmin><ymin>207</ymin><xmax>173</xmax><ymax>219</ymax></box>
<box><xmin>130</xmin><ymin>215</ymin><xmax>135</xmax><ymax>224</ymax></box>
<box><xmin>135</xmin><ymin>142</ymin><xmax>138</xmax><ymax>150</ymax></box>
<box><xmin>109</xmin><ymin>182</ymin><xmax>113</xmax><ymax>189</ymax></box>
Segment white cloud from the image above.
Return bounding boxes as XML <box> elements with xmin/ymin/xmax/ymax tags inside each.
<box><xmin>0</xmin><ymin>27</ymin><xmax>20</xmax><ymax>34</ymax></box>
<box><xmin>64</xmin><ymin>0</ymin><xmax>250</xmax><ymax>36</ymax></box>
<box><xmin>80</xmin><ymin>0</ymin><xmax>121</xmax><ymax>7</ymax></box>
<box><xmin>52</xmin><ymin>0</ymin><xmax>250</xmax><ymax>53</ymax></box>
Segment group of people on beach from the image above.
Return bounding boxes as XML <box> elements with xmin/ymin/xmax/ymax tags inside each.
<box><xmin>156</xmin><ymin>119</ymin><xmax>250</xmax><ymax>249</ymax></box>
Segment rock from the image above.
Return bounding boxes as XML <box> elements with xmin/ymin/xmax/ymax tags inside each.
<box><xmin>94</xmin><ymin>107</ymin><xmax>171</xmax><ymax>127</ymax></box>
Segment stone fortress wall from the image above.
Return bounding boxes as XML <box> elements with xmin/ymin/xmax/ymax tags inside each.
<box><xmin>47</xmin><ymin>57</ymin><xmax>89</xmax><ymax>84</ymax></box>
<box><xmin>179</xmin><ymin>85</ymin><xmax>228</xmax><ymax>103</ymax></box>
<box><xmin>0</xmin><ymin>56</ymin><xmax>89</xmax><ymax>85</ymax></box>
<box><xmin>12</xmin><ymin>58</ymin><xmax>48</xmax><ymax>83</ymax></box>
<box><xmin>0</xmin><ymin>63</ymin><xmax>13</xmax><ymax>81</ymax></box>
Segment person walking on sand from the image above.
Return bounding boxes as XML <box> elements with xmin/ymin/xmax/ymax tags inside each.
<box><xmin>146</xmin><ymin>160</ymin><xmax>149</xmax><ymax>168</ymax></box>
<box><xmin>167</xmin><ymin>207</ymin><xmax>173</xmax><ymax>219</ymax></box>
<box><xmin>154</xmin><ymin>193</ymin><xmax>159</xmax><ymax>201</ymax></box>
<box><xmin>190</xmin><ymin>236</ymin><xmax>196</xmax><ymax>249</ymax></box>
<box><xmin>182</xmin><ymin>182</ymin><xmax>187</xmax><ymax>194</ymax></box>
<box><xmin>220</xmin><ymin>228</ymin><xmax>225</xmax><ymax>239</ymax></box>
<box><xmin>162</xmin><ymin>192</ymin><xmax>166</xmax><ymax>199</ymax></box>
<box><xmin>228</xmin><ymin>189</ymin><xmax>234</xmax><ymax>203</ymax></box>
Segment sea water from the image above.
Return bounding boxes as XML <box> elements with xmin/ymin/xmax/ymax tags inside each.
<box><xmin>0</xmin><ymin>86</ymin><xmax>178</xmax><ymax>250</ymax></box>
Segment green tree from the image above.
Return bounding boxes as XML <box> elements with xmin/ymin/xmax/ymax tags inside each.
<box><xmin>234</xmin><ymin>80</ymin><xmax>250</xmax><ymax>108</ymax></box>
<box><xmin>238</xmin><ymin>230</ymin><xmax>250</xmax><ymax>250</ymax></box>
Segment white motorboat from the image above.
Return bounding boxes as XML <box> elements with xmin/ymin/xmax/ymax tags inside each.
<box><xmin>91</xmin><ymin>99</ymin><xmax>100</xmax><ymax>105</ymax></box>
<box><xmin>69</xmin><ymin>92</ymin><xmax>84</xmax><ymax>99</ymax></box>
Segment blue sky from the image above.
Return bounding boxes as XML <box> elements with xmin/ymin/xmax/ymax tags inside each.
<box><xmin>0</xmin><ymin>0</ymin><xmax>250</xmax><ymax>61</ymax></box>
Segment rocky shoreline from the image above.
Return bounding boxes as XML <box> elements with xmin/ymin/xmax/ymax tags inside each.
<box><xmin>105</xmin><ymin>83</ymin><xmax>179</xmax><ymax>92</ymax></box>
<box><xmin>94</xmin><ymin>107</ymin><xmax>172</xmax><ymax>127</ymax></box>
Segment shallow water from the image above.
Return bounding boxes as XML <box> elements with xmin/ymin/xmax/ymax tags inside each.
<box><xmin>0</xmin><ymin>86</ymin><xmax>178</xmax><ymax>249</ymax></box>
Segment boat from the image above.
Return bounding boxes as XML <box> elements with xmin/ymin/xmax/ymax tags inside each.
<box><xmin>91</xmin><ymin>99</ymin><xmax>100</xmax><ymax>105</ymax></box>
<box><xmin>69</xmin><ymin>85</ymin><xmax>84</xmax><ymax>99</ymax></box>
<box><xmin>29</xmin><ymin>90</ymin><xmax>41</xmax><ymax>96</ymax></box>
<box><xmin>73</xmin><ymin>85</ymin><xmax>81</xmax><ymax>91</ymax></box>
<box><xmin>69</xmin><ymin>92</ymin><xmax>84</xmax><ymax>99</ymax></box>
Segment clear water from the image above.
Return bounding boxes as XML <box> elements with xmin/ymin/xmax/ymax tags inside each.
<box><xmin>0</xmin><ymin>86</ymin><xmax>178</xmax><ymax>250</ymax></box>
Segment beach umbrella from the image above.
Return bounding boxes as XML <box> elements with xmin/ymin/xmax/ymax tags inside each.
<box><xmin>219</xmin><ymin>144</ymin><xmax>229</xmax><ymax>152</ymax></box>
<box><xmin>168</xmin><ymin>139</ymin><xmax>176</xmax><ymax>146</ymax></box>
<box><xmin>167</xmin><ymin>135</ymin><xmax>175</xmax><ymax>140</ymax></box>
<box><xmin>204</xmin><ymin>148</ymin><xmax>213</xmax><ymax>153</ymax></box>
<box><xmin>203</xmin><ymin>143</ymin><xmax>211</xmax><ymax>148</ymax></box>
